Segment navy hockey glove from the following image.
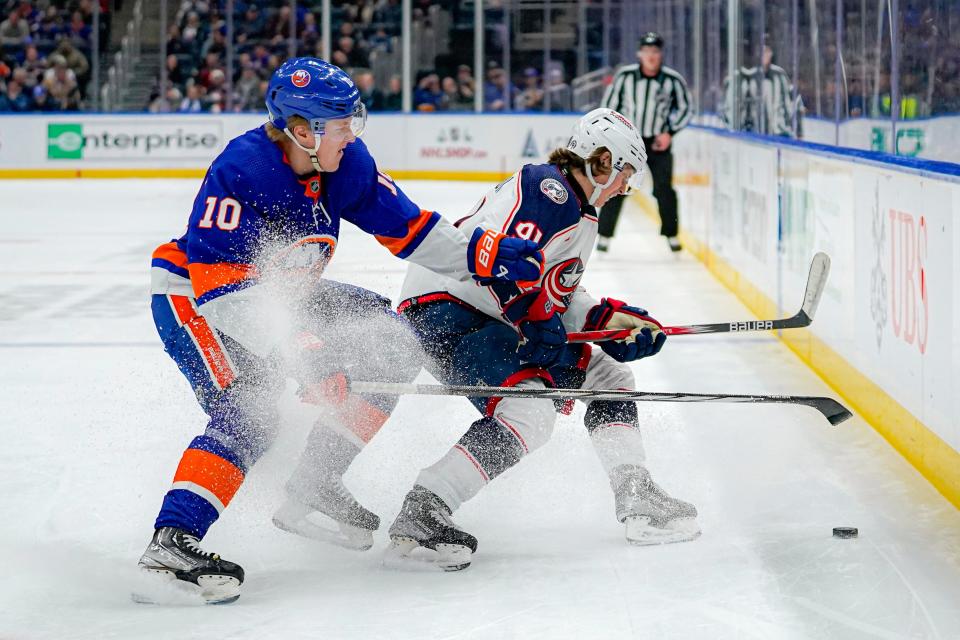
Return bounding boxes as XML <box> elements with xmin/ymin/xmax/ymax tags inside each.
<box><xmin>468</xmin><ymin>228</ymin><xmax>544</xmax><ymax>286</ymax></box>
<box><xmin>584</xmin><ymin>298</ymin><xmax>666</xmax><ymax>363</ymax></box>
<box><xmin>502</xmin><ymin>288</ymin><xmax>568</xmax><ymax>368</ymax></box>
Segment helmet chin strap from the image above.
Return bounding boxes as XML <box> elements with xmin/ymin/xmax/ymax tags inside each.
<box><xmin>584</xmin><ymin>163</ymin><xmax>621</xmax><ymax>206</ymax></box>
<box><xmin>283</xmin><ymin>128</ymin><xmax>324</xmax><ymax>173</ymax></box>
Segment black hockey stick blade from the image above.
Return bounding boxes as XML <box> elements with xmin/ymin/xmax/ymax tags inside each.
<box><xmin>348</xmin><ymin>382</ymin><xmax>853</xmax><ymax>425</ymax></box>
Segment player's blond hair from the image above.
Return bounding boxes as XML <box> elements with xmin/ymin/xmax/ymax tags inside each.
<box><xmin>548</xmin><ymin>146</ymin><xmax>612</xmax><ymax>177</ymax></box>
<box><xmin>265</xmin><ymin>115</ymin><xmax>310</xmax><ymax>143</ymax></box>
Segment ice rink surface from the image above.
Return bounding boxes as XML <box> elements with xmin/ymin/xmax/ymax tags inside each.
<box><xmin>1</xmin><ymin>178</ymin><xmax>959</xmax><ymax>639</ymax></box>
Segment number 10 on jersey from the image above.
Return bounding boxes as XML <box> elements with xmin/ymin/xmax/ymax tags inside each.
<box><xmin>199</xmin><ymin>196</ymin><xmax>242</xmax><ymax>231</ymax></box>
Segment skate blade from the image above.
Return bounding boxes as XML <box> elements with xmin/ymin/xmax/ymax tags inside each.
<box><xmin>625</xmin><ymin>515</ymin><xmax>702</xmax><ymax>546</ymax></box>
<box><xmin>131</xmin><ymin>567</ymin><xmax>241</xmax><ymax>605</ymax></box>
<box><xmin>272</xmin><ymin>510</ymin><xmax>374</xmax><ymax>551</ymax></box>
<box><xmin>382</xmin><ymin>538</ymin><xmax>472</xmax><ymax>572</ymax></box>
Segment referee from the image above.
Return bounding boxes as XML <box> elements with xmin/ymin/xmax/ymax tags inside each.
<box><xmin>599</xmin><ymin>32</ymin><xmax>692</xmax><ymax>252</ymax></box>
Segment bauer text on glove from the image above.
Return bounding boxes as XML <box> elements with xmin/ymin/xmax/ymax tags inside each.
<box><xmin>467</xmin><ymin>228</ymin><xmax>544</xmax><ymax>285</ymax></box>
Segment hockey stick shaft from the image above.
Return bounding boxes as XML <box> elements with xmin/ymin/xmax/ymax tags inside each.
<box><xmin>348</xmin><ymin>381</ymin><xmax>852</xmax><ymax>425</ymax></box>
<box><xmin>568</xmin><ymin>252</ymin><xmax>830</xmax><ymax>344</ymax></box>
<box><xmin>567</xmin><ymin>312</ymin><xmax>810</xmax><ymax>343</ymax></box>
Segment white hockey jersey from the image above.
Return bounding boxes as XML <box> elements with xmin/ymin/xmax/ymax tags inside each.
<box><xmin>400</xmin><ymin>163</ymin><xmax>601</xmax><ymax>331</ymax></box>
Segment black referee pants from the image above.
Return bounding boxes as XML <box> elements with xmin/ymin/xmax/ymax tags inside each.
<box><xmin>598</xmin><ymin>141</ymin><xmax>678</xmax><ymax>239</ymax></box>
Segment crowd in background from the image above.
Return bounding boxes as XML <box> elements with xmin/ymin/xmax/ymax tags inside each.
<box><xmin>0</xmin><ymin>0</ymin><xmax>108</xmax><ymax>112</ymax></box>
<box><xmin>148</xmin><ymin>0</ymin><xmax>571</xmax><ymax>114</ymax></box>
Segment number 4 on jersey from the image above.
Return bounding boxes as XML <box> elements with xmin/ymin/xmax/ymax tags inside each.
<box><xmin>199</xmin><ymin>196</ymin><xmax>242</xmax><ymax>231</ymax></box>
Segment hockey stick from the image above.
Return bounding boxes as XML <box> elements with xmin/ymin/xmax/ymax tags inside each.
<box><xmin>568</xmin><ymin>252</ymin><xmax>831</xmax><ymax>343</ymax></box>
<box><xmin>348</xmin><ymin>380</ymin><xmax>852</xmax><ymax>425</ymax></box>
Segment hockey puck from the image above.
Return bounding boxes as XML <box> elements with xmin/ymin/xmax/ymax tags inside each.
<box><xmin>832</xmin><ymin>527</ymin><xmax>858</xmax><ymax>539</ymax></box>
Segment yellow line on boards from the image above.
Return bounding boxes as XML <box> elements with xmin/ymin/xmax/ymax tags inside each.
<box><xmin>630</xmin><ymin>192</ymin><xmax>960</xmax><ymax>510</ymax></box>
<box><xmin>0</xmin><ymin>168</ymin><xmax>513</xmax><ymax>181</ymax></box>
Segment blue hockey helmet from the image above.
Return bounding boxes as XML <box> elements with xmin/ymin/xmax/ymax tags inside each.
<box><xmin>265</xmin><ymin>57</ymin><xmax>366</xmax><ymax>138</ymax></box>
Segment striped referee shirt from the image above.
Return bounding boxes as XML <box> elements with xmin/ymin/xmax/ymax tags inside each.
<box><xmin>601</xmin><ymin>64</ymin><xmax>693</xmax><ymax>138</ymax></box>
<box><xmin>721</xmin><ymin>64</ymin><xmax>795</xmax><ymax>137</ymax></box>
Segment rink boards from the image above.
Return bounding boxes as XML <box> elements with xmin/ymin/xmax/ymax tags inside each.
<box><xmin>0</xmin><ymin>111</ymin><xmax>957</xmax><ymax>509</ymax></box>
<box><xmin>671</xmin><ymin>127</ymin><xmax>960</xmax><ymax>509</ymax></box>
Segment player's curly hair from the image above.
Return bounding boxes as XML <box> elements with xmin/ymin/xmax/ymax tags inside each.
<box><xmin>548</xmin><ymin>146</ymin><xmax>613</xmax><ymax>176</ymax></box>
<box><xmin>265</xmin><ymin>115</ymin><xmax>310</xmax><ymax>143</ymax></box>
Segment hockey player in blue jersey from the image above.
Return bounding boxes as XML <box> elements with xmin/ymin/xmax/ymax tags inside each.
<box><xmin>137</xmin><ymin>57</ymin><xmax>543</xmax><ymax>603</ymax></box>
<box><xmin>387</xmin><ymin>109</ymin><xmax>701</xmax><ymax>570</ymax></box>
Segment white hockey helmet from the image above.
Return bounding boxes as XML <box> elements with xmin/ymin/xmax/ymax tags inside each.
<box><xmin>566</xmin><ymin>107</ymin><xmax>647</xmax><ymax>205</ymax></box>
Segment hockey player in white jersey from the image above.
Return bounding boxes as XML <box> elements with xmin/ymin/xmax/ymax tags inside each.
<box><xmin>388</xmin><ymin>108</ymin><xmax>700</xmax><ymax>570</ymax></box>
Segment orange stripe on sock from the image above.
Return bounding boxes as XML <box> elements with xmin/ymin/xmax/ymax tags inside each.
<box><xmin>336</xmin><ymin>396</ymin><xmax>390</xmax><ymax>443</ymax></box>
<box><xmin>172</xmin><ymin>448</ymin><xmax>245</xmax><ymax>508</ymax></box>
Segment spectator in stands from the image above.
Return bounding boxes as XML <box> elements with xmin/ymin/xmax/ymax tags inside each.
<box><xmin>178</xmin><ymin>82</ymin><xmax>203</xmax><ymax>112</ymax></box>
<box><xmin>545</xmin><ymin>67</ymin><xmax>572</xmax><ymax>112</ymax></box>
<box><xmin>201</xmin><ymin>26</ymin><xmax>226</xmax><ymax>61</ymax></box>
<box><xmin>337</xmin><ymin>36</ymin><xmax>369</xmax><ymax>69</ymax></box>
<box><xmin>181</xmin><ymin>12</ymin><xmax>205</xmax><ymax>54</ymax></box>
<box><xmin>383</xmin><ymin>73</ymin><xmax>402</xmax><ymax>110</ymax></box>
<box><xmin>166</xmin><ymin>24</ymin><xmax>189</xmax><ymax>56</ymax></box>
<box><xmin>55</xmin><ymin>40</ymin><xmax>89</xmax><ymax>87</ymax></box>
<box><xmin>368</xmin><ymin>26</ymin><xmax>390</xmax><ymax>53</ymax></box>
<box><xmin>197</xmin><ymin>52</ymin><xmax>224</xmax><ymax>89</ymax></box>
<box><xmin>516</xmin><ymin>67</ymin><xmax>544</xmax><ymax>111</ymax></box>
<box><xmin>442</xmin><ymin>75</ymin><xmax>471</xmax><ymax>111</ymax></box>
<box><xmin>0</xmin><ymin>9</ymin><xmax>29</xmax><ymax>46</ymax></box>
<box><xmin>0</xmin><ymin>78</ymin><xmax>31</xmax><ymax>111</ymax></box>
<box><xmin>42</xmin><ymin>55</ymin><xmax>80</xmax><ymax>110</ymax></box>
<box><xmin>331</xmin><ymin>48</ymin><xmax>349</xmax><ymax>70</ymax></box>
<box><xmin>234</xmin><ymin>65</ymin><xmax>261</xmax><ymax>112</ymax></box>
<box><xmin>267</xmin><ymin>4</ymin><xmax>293</xmax><ymax>44</ymax></box>
<box><xmin>300</xmin><ymin>12</ymin><xmax>320</xmax><ymax>51</ymax></box>
<box><xmin>354</xmin><ymin>68</ymin><xmax>384</xmax><ymax>111</ymax></box>
<box><xmin>34</xmin><ymin>6</ymin><xmax>64</xmax><ymax>44</ymax></box>
<box><xmin>483</xmin><ymin>65</ymin><xmax>516</xmax><ymax>111</ymax></box>
<box><xmin>165</xmin><ymin>54</ymin><xmax>185</xmax><ymax>87</ymax></box>
<box><xmin>240</xmin><ymin>4</ymin><xmax>265</xmax><ymax>39</ymax></box>
<box><xmin>65</xmin><ymin>10</ymin><xmax>91</xmax><ymax>46</ymax></box>
<box><xmin>20</xmin><ymin>45</ymin><xmax>46</xmax><ymax>88</ymax></box>
<box><xmin>30</xmin><ymin>84</ymin><xmax>55</xmax><ymax>111</ymax></box>
<box><xmin>456</xmin><ymin>64</ymin><xmax>475</xmax><ymax>102</ymax></box>
<box><xmin>148</xmin><ymin>86</ymin><xmax>182</xmax><ymax>113</ymax></box>
<box><xmin>414</xmin><ymin>71</ymin><xmax>443</xmax><ymax>111</ymax></box>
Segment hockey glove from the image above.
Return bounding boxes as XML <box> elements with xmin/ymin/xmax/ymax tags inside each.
<box><xmin>287</xmin><ymin>331</ymin><xmax>350</xmax><ymax>406</ymax></box>
<box><xmin>584</xmin><ymin>298</ymin><xmax>666</xmax><ymax>362</ymax></box>
<box><xmin>468</xmin><ymin>228</ymin><xmax>544</xmax><ymax>286</ymax></box>
<box><xmin>502</xmin><ymin>288</ymin><xmax>568</xmax><ymax>368</ymax></box>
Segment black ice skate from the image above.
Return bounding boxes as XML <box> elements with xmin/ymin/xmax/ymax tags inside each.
<box><xmin>385</xmin><ymin>485</ymin><xmax>478</xmax><ymax>571</ymax></box>
<box><xmin>612</xmin><ymin>465</ymin><xmax>701</xmax><ymax>546</ymax></box>
<box><xmin>134</xmin><ymin>527</ymin><xmax>244</xmax><ymax>605</ymax></box>
<box><xmin>272</xmin><ymin>477</ymin><xmax>380</xmax><ymax>551</ymax></box>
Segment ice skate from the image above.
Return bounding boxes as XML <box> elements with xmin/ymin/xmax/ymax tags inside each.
<box><xmin>384</xmin><ymin>485</ymin><xmax>478</xmax><ymax>572</ymax></box>
<box><xmin>612</xmin><ymin>465</ymin><xmax>701</xmax><ymax>546</ymax></box>
<box><xmin>133</xmin><ymin>527</ymin><xmax>244</xmax><ymax>605</ymax></box>
<box><xmin>272</xmin><ymin>477</ymin><xmax>380</xmax><ymax>551</ymax></box>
